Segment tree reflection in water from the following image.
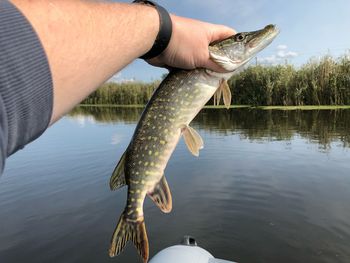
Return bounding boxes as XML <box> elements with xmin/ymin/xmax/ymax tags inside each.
<box><xmin>69</xmin><ymin>106</ymin><xmax>350</xmax><ymax>150</ymax></box>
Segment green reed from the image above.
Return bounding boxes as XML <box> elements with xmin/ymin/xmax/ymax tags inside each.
<box><xmin>81</xmin><ymin>53</ymin><xmax>350</xmax><ymax>106</ymax></box>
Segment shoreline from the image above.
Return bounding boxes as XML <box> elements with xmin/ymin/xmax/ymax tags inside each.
<box><xmin>78</xmin><ymin>104</ymin><xmax>350</xmax><ymax>110</ymax></box>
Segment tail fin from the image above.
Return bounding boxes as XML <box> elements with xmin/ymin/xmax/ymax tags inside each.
<box><xmin>109</xmin><ymin>212</ymin><xmax>149</xmax><ymax>263</ymax></box>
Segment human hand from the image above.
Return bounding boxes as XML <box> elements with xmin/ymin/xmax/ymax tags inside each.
<box><xmin>147</xmin><ymin>14</ymin><xmax>236</xmax><ymax>72</ymax></box>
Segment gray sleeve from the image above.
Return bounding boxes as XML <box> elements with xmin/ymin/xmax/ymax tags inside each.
<box><xmin>0</xmin><ymin>0</ymin><xmax>53</xmax><ymax>173</ymax></box>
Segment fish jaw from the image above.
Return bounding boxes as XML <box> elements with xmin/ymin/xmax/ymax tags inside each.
<box><xmin>209</xmin><ymin>24</ymin><xmax>279</xmax><ymax>74</ymax></box>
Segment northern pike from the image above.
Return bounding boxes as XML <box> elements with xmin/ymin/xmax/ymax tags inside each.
<box><xmin>109</xmin><ymin>24</ymin><xmax>279</xmax><ymax>262</ymax></box>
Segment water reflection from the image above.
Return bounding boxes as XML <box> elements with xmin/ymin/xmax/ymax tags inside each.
<box><xmin>70</xmin><ymin>106</ymin><xmax>350</xmax><ymax>149</ymax></box>
<box><xmin>1</xmin><ymin>106</ymin><xmax>349</xmax><ymax>263</ymax></box>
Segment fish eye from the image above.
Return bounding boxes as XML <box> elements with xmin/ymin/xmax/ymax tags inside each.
<box><xmin>235</xmin><ymin>34</ymin><xmax>245</xmax><ymax>41</ymax></box>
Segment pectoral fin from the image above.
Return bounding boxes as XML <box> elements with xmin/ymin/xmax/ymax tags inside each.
<box><xmin>182</xmin><ymin>125</ymin><xmax>204</xmax><ymax>157</ymax></box>
<box><xmin>148</xmin><ymin>175</ymin><xmax>172</xmax><ymax>213</ymax></box>
<box><xmin>110</xmin><ymin>152</ymin><xmax>126</xmax><ymax>190</ymax></box>
<box><xmin>220</xmin><ymin>79</ymin><xmax>232</xmax><ymax>109</ymax></box>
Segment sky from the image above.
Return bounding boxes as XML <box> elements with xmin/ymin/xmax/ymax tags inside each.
<box><xmin>112</xmin><ymin>0</ymin><xmax>350</xmax><ymax>82</ymax></box>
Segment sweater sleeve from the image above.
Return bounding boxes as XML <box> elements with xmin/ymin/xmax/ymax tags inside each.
<box><xmin>0</xmin><ymin>0</ymin><xmax>53</xmax><ymax>173</ymax></box>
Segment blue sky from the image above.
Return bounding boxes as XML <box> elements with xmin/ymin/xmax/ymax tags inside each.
<box><xmin>112</xmin><ymin>0</ymin><xmax>350</xmax><ymax>82</ymax></box>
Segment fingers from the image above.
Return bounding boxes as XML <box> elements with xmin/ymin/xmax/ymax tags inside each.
<box><xmin>208</xmin><ymin>24</ymin><xmax>236</xmax><ymax>44</ymax></box>
<box><xmin>147</xmin><ymin>14</ymin><xmax>236</xmax><ymax>73</ymax></box>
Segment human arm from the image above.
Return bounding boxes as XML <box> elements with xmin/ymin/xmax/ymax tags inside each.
<box><xmin>10</xmin><ymin>0</ymin><xmax>235</xmax><ymax>124</ymax></box>
<box><xmin>0</xmin><ymin>0</ymin><xmax>53</xmax><ymax>172</ymax></box>
<box><xmin>0</xmin><ymin>0</ymin><xmax>235</xmax><ymax>173</ymax></box>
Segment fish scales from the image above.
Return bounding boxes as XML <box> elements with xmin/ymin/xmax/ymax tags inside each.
<box><xmin>125</xmin><ymin>70</ymin><xmax>219</xmax><ymax>218</ymax></box>
<box><xmin>108</xmin><ymin>24</ymin><xmax>279</xmax><ymax>263</ymax></box>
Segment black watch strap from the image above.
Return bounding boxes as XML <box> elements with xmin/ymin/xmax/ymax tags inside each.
<box><xmin>133</xmin><ymin>0</ymin><xmax>172</xmax><ymax>60</ymax></box>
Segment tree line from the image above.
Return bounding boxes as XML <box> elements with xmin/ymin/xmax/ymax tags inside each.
<box><xmin>81</xmin><ymin>54</ymin><xmax>350</xmax><ymax>106</ymax></box>
<box><xmin>81</xmin><ymin>81</ymin><xmax>159</xmax><ymax>105</ymax></box>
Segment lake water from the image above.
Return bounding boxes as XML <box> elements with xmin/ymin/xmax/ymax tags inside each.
<box><xmin>1</xmin><ymin>107</ymin><xmax>350</xmax><ymax>263</ymax></box>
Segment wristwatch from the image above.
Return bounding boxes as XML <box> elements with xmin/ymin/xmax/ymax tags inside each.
<box><xmin>132</xmin><ymin>0</ymin><xmax>172</xmax><ymax>60</ymax></box>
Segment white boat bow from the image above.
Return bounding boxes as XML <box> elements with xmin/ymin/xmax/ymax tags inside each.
<box><xmin>149</xmin><ymin>236</ymin><xmax>237</xmax><ymax>263</ymax></box>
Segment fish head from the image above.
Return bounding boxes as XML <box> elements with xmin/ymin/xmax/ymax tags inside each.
<box><xmin>209</xmin><ymin>24</ymin><xmax>279</xmax><ymax>72</ymax></box>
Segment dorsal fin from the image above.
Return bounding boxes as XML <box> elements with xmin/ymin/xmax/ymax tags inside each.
<box><xmin>148</xmin><ymin>175</ymin><xmax>172</xmax><ymax>213</ymax></box>
<box><xmin>110</xmin><ymin>152</ymin><xmax>126</xmax><ymax>190</ymax></box>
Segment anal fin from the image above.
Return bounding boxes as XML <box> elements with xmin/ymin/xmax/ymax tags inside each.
<box><xmin>182</xmin><ymin>125</ymin><xmax>204</xmax><ymax>157</ymax></box>
<box><xmin>148</xmin><ymin>175</ymin><xmax>172</xmax><ymax>213</ymax></box>
<box><xmin>110</xmin><ymin>152</ymin><xmax>126</xmax><ymax>190</ymax></box>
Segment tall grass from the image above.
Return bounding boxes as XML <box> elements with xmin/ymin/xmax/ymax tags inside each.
<box><xmin>81</xmin><ymin>81</ymin><xmax>159</xmax><ymax>105</ymax></box>
<box><xmin>81</xmin><ymin>54</ymin><xmax>350</xmax><ymax>106</ymax></box>
<box><xmin>230</xmin><ymin>54</ymin><xmax>350</xmax><ymax>106</ymax></box>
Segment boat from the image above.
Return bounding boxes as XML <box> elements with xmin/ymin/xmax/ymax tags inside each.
<box><xmin>149</xmin><ymin>236</ymin><xmax>237</xmax><ymax>263</ymax></box>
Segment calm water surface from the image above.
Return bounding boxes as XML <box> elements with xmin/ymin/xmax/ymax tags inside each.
<box><xmin>0</xmin><ymin>107</ymin><xmax>350</xmax><ymax>263</ymax></box>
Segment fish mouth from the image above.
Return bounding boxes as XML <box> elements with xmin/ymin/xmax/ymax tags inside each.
<box><xmin>265</xmin><ymin>24</ymin><xmax>280</xmax><ymax>35</ymax></box>
<box><xmin>247</xmin><ymin>24</ymin><xmax>280</xmax><ymax>55</ymax></box>
<box><xmin>264</xmin><ymin>24</ymin><xmax>280</xmax><ymax>43</ymax></box>
<box><xmin>262</xmin><ymin>24</ymin><xmax>279</xmax><ymax>41</ymax></box>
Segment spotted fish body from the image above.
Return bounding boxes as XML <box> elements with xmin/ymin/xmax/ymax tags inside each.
<box><xmin>126</xmin><ymin>69</ymin><xmax>221</xmax><ymax>190</ymax></box>
<box><xmin>109</xmin><ymin>25</ymin><xmax>279</xmax><ymax>262</ymax></box>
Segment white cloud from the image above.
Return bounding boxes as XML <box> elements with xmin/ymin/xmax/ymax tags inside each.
<box><xmin>277</xmin><ymin>50</ymin><xmax>298</xmax><ymax>59</ymax></box>
<box><xmin>258</xmin><ymin>44</ymin><xmax>298</xmax><ymax>65</ymax></box>
<box><xmin>277</xmin><ymin>44</ymin><xmax>288</xmax><ymax>50</ymax></box>
<box><xmin>108</xmin><ymin>72</ymin><xmax>136</xmax><ymax>83</ymax></box>
<box><xmin>259</xmin><ymin>55</ymin><xmax>279</xmax><ymax>64</ymax></box>
<box><xmin>108</xmin><ymin>72</ymin><xmax>122</xmax><ymax>82</ymax></box>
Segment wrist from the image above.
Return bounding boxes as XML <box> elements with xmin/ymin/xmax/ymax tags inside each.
<box><xmin>133</xmin><ymin>0</ymin><xmax>172</xmax><ymax>60</ymax></box>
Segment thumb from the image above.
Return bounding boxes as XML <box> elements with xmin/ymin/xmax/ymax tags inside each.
<box><xmin>208</xmin><ymin>25</ymin><xmax>236</xmax><ymax>44</ymax></box>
